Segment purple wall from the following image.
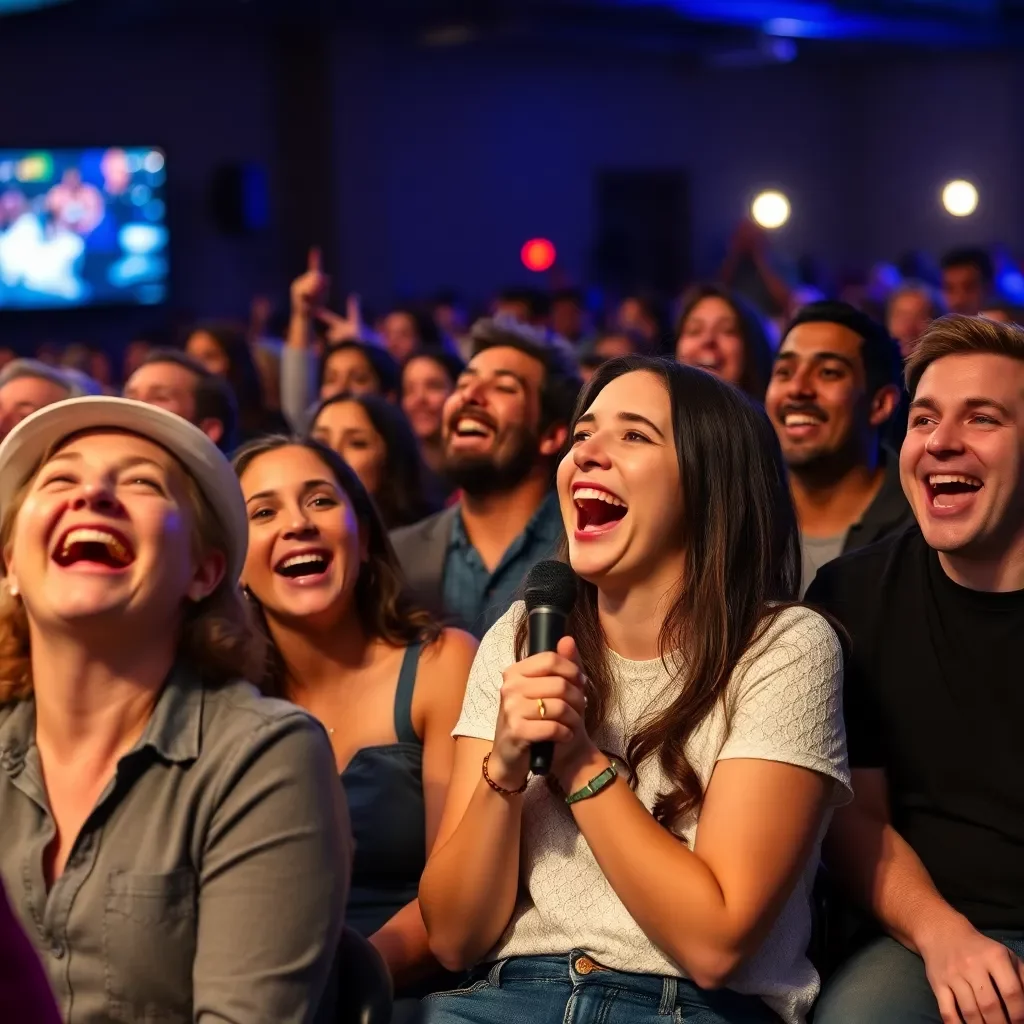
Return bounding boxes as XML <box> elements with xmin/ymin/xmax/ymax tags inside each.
<box><xmin>332</xmin><ymin>41</ymin><xmax>1024</xmax><ymax>306</ymax></box>
<box><xmin>2</xmin><ymin>18</ymin><xmax>1022</xmax><ymax>341</ymax></box>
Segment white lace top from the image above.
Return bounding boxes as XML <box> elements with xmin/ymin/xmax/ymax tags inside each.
<box><xmin>453</xmin><ymin>602</ymin><xmax>851</xmax><ymax>1024</ymax></box>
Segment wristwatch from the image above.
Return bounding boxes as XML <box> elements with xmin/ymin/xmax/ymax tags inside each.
<box><xmin>565</xmin><ymin>764</ymin><xmax>618</xmax><ymax>805</ymax></box>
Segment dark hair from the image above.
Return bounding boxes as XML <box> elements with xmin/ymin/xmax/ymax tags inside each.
<box><xmin>136</xmin><ymin>348</ymin><xmax>239</xmax><ymax>453</ymax></box>
<box><xmin>400</xmin><ymin>347</ymin><xmax>465</xmax><ymax>392</ymax></box>
<box><xmin>496</xmin><ymin>287</ymin><xmax>552</xmax><ymax>321</ymax></box>
<box><xmin>940</xmin><ymin>247</ymin><xmax>994</xmax><ymax>284</ymax></box>
<box><xmin>470</xmin><ymin>317</ymin><xmax>582</xmax><ymax>433</ymax></box>
<box><xmin>906</xmin><ymin>313</ymin><xmax>1024</xmax><ymax>396</ymax></box>
<box><xmin>310</xmin><ymin>392</ymin><xmax>441</xmax><ymax>529</ymax></box>
<box><xmin>232</xmin><ymin>435</ymin><xmax>442</xmax><ymax>697</ymax></box>
<box><xmin>187</xmin><ymin>322</ymin><xmax>267</xmax><ymax>441</ymax></box>
<box><xmin>387</xmin><ymin>305</ymin><xmax>443</xmax><ymax>350</ymax></box>
<box><xmin>319</xmin><ymin>341</ymin><xmax>400</xmax><ymax>398</ymax></box>
<box><xmin>676</xmin><ymin>284</ymin><xmax>774</xmax><ymax>399</ymax></box>
<box><xmin>516</xmin><ymin>356</ymin><xmax>801</xmax><ymax>828</ymax></box>
<box><xmin>783</xmin><ymin>299</ymin><xmax>902</xmax><ymax>396</ymax></box>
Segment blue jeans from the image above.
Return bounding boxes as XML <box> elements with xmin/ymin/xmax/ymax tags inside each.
<box><xmin>814</xmin><ymin>932</ymin><xmax>1024</xmax><ymax>1023</ymax></box>
<box><xmin>418</xmin><ymin>951</ymin><xmax>781</xmax><ymax>1024</ymax></box>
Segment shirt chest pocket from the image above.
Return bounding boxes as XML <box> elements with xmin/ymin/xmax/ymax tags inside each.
<box><xmin>103</xmin><ymin>868</ymin><xmax>196</xmax><ymax>1024</ymax></box>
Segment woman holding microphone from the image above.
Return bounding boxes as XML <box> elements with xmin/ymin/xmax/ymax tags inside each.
<box><xmin>419</xmin><ymin>356</ymin><xmax>851</xmax><ymax>1024</ymax></box>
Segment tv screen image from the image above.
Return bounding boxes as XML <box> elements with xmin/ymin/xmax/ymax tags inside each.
<box><xmin>0</xmin><ymin>147</ymin><xmax>168</xmax><ymax>310</ymax></box>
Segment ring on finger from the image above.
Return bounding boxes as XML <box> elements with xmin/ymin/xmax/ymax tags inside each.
<box><xmin>537</xmin><ymin>698</ymin><xmax>547</xmax><ymax>719</ymax></box>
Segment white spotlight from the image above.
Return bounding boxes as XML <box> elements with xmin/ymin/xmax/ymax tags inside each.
<box><xmin>942</xmin><ymin>179</ymin><xmax>978</xmax><ymax>217</ymax></box>
<box><xmin>751</xmin><ymin>190</ymin><xmax>790</xmax><ymax>230</ymax></box>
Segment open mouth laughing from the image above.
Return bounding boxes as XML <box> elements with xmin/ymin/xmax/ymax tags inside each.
<box><xmin>448</xmin><ymin>412</ymin><xmax>496</xmax><ymax>449</ymax></box>
<box><xmin>778</xmin><ymin>405</ymin><xmax>827</xmax><ymax>440</ymax></box>
<box><xmin>924</xmin><ymin>472</ymin><xmax>983</xmax><ymax>513</ymax></box>
<box><xmin>273</xmin><ymin>548</ymin><xmax>333</xmax><ymax>584</ymax></box>
<box><xmin>51</xmin><ymin>526</ymin><xmax>135</xmax><ymax>572</ymax></box>
<box><xmin>573</xmin><ymin>484</ymin><xmax>628</xmax><ymax>538</ymax></box>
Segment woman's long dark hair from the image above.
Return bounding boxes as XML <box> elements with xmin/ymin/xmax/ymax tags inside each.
<box><xmin>232</xmin><ymin>435</ymin><xmax>442</xmax><ymax>698</ymax></box>
<box><xmin>676</xmin><ymin>283</ymin><xmax>775</xmax><ymax>401</ymax></box>
<box><xmin>188</xmin><ymin>321</ymin><xmax>269</xmax><ymax>440</ymax></box>
<box><xmin>518</xmin><ymin>356</ymin><xmax>801</xmax><ymax>828</ymax></box>
<box><xmin>310</xmin><ymin>393</ymin><xmax>442</xmax><ymax>529</ymax></box>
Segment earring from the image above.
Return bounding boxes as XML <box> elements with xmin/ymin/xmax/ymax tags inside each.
<box><xmin>6</xmin><ymin>580</ymin><xmax>17</xmax><ymax>598</ymax></box>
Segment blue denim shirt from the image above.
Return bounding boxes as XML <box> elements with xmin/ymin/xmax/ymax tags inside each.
<box><xmin>442</xmin><ymin>491</ymin><xmax>563</xmax><ymax>639</ymax></box>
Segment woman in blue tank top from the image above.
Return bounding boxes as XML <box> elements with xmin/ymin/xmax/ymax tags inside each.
<box><xmin>234</xmin><ymin>435</ymin><xmax>478</xmax><ymax>1019</ymax></box>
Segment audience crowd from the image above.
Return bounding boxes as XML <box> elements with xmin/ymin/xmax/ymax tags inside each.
<box><xmin>1</xmin><ymin>229</ymin><xmax>1023</xmax><ymax>1024</ymax></box>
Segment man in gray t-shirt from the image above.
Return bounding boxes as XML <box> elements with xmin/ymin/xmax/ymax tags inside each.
<box><xmin>766</xmin><ymin>301</ymin><xmax>914</xmax><ymax>595</ymax></box>
<box><xmin>800</xmin><ymin>531</ymin><xmax>848</xmax><ymax>596</ymax></box>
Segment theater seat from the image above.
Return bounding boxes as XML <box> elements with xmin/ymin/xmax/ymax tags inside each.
<box><xmin>336</xmin><ymin>927</ymin><xmax>394</xmax><ymax>1024</ymax></box>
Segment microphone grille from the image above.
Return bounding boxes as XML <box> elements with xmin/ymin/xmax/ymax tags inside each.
<box><xmin>524</xmin><ymin>559</ymin><xmax>577</xmax><ymax>614</ymax></box>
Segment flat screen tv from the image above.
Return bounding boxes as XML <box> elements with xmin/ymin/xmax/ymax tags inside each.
<box><xmin>0</xmin><ymin>147</ymin><xmax>168</xmax><ymax>310</ymax></box>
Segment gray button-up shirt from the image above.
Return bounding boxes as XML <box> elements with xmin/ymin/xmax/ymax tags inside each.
<box><xmin>0</xmin><ymin>665</ymin><xmax>351</xmax><ymax>1024</ymax></box>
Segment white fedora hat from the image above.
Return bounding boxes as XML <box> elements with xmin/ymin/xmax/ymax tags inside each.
<box><xmin>0</xmin><ymin>396</ymin><xmax>247</xmax><ymax>581</ymax></box>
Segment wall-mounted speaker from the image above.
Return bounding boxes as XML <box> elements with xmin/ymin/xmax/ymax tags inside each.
<box><xmin>208</xmin><ymin>162</ymin><xmax>270</xmax><ymax>236</ymax></box>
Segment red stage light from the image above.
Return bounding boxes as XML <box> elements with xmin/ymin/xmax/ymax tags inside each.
<box><xmin>521</xmin><ymin>238</ymin><xmax>556</xmax><ymax>272</ymax></box>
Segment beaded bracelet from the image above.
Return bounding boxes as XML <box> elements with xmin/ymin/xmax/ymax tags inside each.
<box><xmin>482</xmin><ymin>753</ymin><xmax>529</xmax><ymax>796</ymax></box>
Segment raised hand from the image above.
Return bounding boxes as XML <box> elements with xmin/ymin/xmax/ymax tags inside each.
<box><xmin>290</xmin><ymin>247</ymin><xmax>330</xmax><ymax>319</ymax></box>
<box><xmin>315</xmin><ymin>295</ymin><xmax>364</xmax><ymax>344</ymax></box>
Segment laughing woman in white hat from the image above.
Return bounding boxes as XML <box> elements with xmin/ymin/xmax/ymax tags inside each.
<box><xmin>0</xmin><ymin>397</ymin><xmax>350</xmax><ymax>1023</ymax></box>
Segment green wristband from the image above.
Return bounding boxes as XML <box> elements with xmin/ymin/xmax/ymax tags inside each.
<box><xmin>566</xmin><ymin>764</ymin><xmax>618</xmax><ymax>805</ymax></box>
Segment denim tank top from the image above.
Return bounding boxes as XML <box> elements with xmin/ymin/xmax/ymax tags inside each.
<box><xmin>341</xmin><ymin>643</ymin><xmax>425</xmax><ymax>939</ymax></box>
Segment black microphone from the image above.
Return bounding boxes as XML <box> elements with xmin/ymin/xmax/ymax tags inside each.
<box><xmin>523</xmin><ymin>560</ymin><xmax>578</xmax><ymax>776</ymax></box>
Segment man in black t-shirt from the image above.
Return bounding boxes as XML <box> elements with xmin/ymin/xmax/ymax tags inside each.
<box><xmin>812</xmin><ymin>314</ymin><xmax>1024</xmax><ymax>1024</ymax></box>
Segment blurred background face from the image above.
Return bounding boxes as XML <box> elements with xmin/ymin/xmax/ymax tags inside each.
<box><xmin>240</xmin><ymin>445</ymin><xmax>363</xmax><ymax>625</ymax></box>
<box><xmin>402</xmin><ymin>355</ymin><xmax>453</xmax><ymax>442</ymax></box>
<box><xmin>766</xmin><ymin>322</ymin><xmax>867</xmax><ymax>471</ymax></box>
<box><xmin>888</xmin><ymin>290</ymin><xmax>934</xmax><ymax>358</ymax></box>
<box><xmin>493</xmin><ymin>297</ymin><xmax>532</xmax><ymax>324</ymax></box>
<box><xmin>7</xmin><ymin>431</ymin><xmax>199</xmax><ymax>629</ymax></box>
<box><xmin>980</xmin><ymin>306</ymin><xmax>1023</xmax><ymax>325</ymax></box>
<box><xmin>442</xmin><ymin>345</ymin><xmax>543</xmax><ymax>493</ymax></box>
<box><xmin>593</xmin><ymin>333</ymin><xmax>639</xmax><ymax>362</ymax></box>
<box><xmin>321</xmin><ymin>348</ymin><xmax>379</xmax><ymax>400</ymax></box>
<box><xmin>381</xmin><ymin>312</ymin><xmax>420</xmax><ymax>363</ymax></box>
<box><xmin>615</xmin><ymin>298</ymin><xmax>657</xmax><ymax>344</ymax></box>
<box><xmin>433</xmin><ymin>302</ymin><xmax>467</xmax><ymax>339</ymax></box>
<box><xmin>901</xmin><ymin>353</ymin><xmax>1024</xmax><ymax>561</ymax></box>
<box><xmin>310</xmin><ymin>400</ymin><xmax>387</xmax><ymax>497</ymax></box>
<box><xmin>124</xmin><ymin>362</ymin><xmax>198</xmax><ymax>423</ymax></box>
<box><xmin>942</xmin><ymin>265</ymin><xmax>986</xmax><ymax>316</ymax></box>
<box><xmin>0</xmin><ymin>376</ymin><xmax>69</xmax><ymax>438</ymax></box>
<box><xmin>676</xmin><ymin>296</ymin><xmax>746</xmax><ymax>386</ymax></box>
<box><xmin>185</xmin><ymin>331</ymin><xmax>229</xmax><ymax>377</ymax></box>
<box><xmin>551</xmin><ymin>296</ymin><xmax>586</xmax><ymax>342</ymax></box>
<box><xmin>123</xmin><ymin>340</ymin><xmax>152</xmax><ymax>381</ymax></box>
<box><xmin>557</xmin><ymin>370</ymin><xmax>683</xmax><ymax>590</ymax></box>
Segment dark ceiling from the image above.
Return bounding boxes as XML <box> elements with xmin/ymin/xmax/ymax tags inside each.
<box><xmin>10</xmin><ymin>0</ymin><xmax>1024</xmax><ymax>53</ymax></box>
